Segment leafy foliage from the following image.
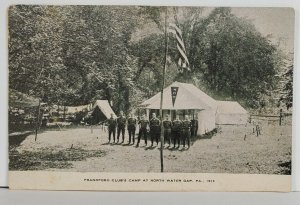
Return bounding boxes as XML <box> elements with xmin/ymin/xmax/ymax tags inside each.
<box><xmin>188</xmin><ymin>8</ymin><xmax>279</xmax><ymax>108</ymax></box>
<box><xmin>9</xmin><ymin>6</ymin><xmax>292</xmax><ymax>114</ymax></box>
<box><xmin>279</xmin><ymin>64</ymin><xmax>293</xmax><ymax>110</ymax></box>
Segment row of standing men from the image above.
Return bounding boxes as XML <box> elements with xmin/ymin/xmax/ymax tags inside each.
<box><xmin>105</xmin><ymin>111</ymin><xmax>198</xmax><ymax>148</ymax></box>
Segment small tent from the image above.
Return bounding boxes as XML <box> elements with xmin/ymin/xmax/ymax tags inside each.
<box><xmin>87</xmin><ymin>100</ymin><xmax>116</xmax><ymax>124</ymax></box>
<box><xmin>216</xmin><ymin>101</ymin><xmax>248</xmax><ymax>125</ymax></box>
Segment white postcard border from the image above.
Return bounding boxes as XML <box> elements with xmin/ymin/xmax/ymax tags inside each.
<box><xmin>9</xmin><ymin>171</ymin><xmax>291</xmax><ymax>192</ymax></box>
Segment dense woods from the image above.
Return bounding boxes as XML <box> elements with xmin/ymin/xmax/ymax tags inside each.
<box><xmin>8</xmin><ymin>5</ymin><xmax>293</xmax><ymax>114</ymax></box>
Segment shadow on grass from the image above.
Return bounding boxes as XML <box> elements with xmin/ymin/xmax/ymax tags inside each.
<box><xmin>190</xmin><ymin>128</ymin><xmax>219</xmax><ymax>146</ymax></box>
<box><xmin>178</xmin><ymin>147</ymin><xmax>189</xmax><ymax>152</ymax></box>
<box><xmin>9</xmin><ymin>131</ymin><xmax>33</xmax><ymax>147</ymax></box>
<box><xmin>9</xmin><ymin>147</ymin><xmax>106</xmax><ymax>171</ymax></box>
<box><xmin>122</xmin><ymin>143</ymin><xmax>133</xmax><ymax>146</ymax></box>
<box><xmin>168</xmin><ymin>146</ymin><xmax>179</xmax><ymax>151</ymax></box>
<box><xmin>145</xmin><ymin>146</ymin><xmax>157</xmax><ymax>150</ymax></box>
<box><xmin>277</xmin><ymin>160</ymin><xmax>291</xmax><ymax>175</ymax></box>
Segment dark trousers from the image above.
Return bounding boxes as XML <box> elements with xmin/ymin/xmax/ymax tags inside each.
<box><xmin>150</xmin><ymin>127</ymin><xmax>160</xmax><ymax>145</ymax></box>
<box><xmin>172</xmin><ymin>131</ymin><xmax>181</xmax><ymax>147</ymax></box>
<box><xmin>137</xmin><ymin>128</ymin><xmax>147</xmax><ymax>145</ymax></box>
<box><xmin>182</xmin><ymin>129</ymin><xmax>190</xmax><ymax>147</ymax></box>
<box><xmin>164</xmin><ymin>129</ymin><xmax>172</xmax><ymax>145</ymax></box>
<box><xmin>108</xmin><ymin>127</ymin><xmax>116</xmax><ymax>142</ymax></box>
<box><xmin>128</xmin><ymin>127</ymin><xmax>136</xmax><ymax>144</ymax></box>
<box><xmin>191</xmin><ymin>127</ymin><xmax>198</xmax><ymax>137</ymax></box>
<box><xmin>117</xmin><ymin>126</ymin><xmax>125</xmax><ymax>142</ymax></box>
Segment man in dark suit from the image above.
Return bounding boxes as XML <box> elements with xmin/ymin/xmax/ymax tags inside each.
<box><xmin>137</xmin><ymin>114</ymin><xmax>149</xmax><ymax>147</ymax></box>
<box><xmin>127</xmin><ymin>112</ymin><xmax>137</xmax><ymax>144</ymax></box>
<box><xmin>163</xmin><ymin>114</ymin><xmax>172</xmax><ymax>146</ymax></box>
<box><xmin>107</xmin><ymin>113</ymin><xmax>117</xmax><ymax>143</ymax></box>
<box><xmin>181</xmin><ymin>115</ymin><xmax>191</xmax><ymax>148</ymax></box>
<box><xmin>117</xmin><ymin>111</ymin><xmax>126</xmax><ymax>143</ymax></box>
<box><xmin>150</xmin><ymin>113</ymin><xmax>160</xmax><ymax>147</ymax></box>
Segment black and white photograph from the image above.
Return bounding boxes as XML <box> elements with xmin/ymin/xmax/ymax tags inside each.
<box><xmin>8</xmin><ymin>5</ymin><xmax>294</xmax><ymax>188</ymax></box>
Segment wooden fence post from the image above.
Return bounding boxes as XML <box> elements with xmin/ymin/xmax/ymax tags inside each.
<box><xmin>279</xmin><ymin>109</ymin><xmax>283</xmax><ymax>126</ymax></box>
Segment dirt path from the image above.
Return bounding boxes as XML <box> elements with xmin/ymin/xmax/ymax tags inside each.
<box><xmin>10</xmin><ymin>124</ymin><xmax>292</xmax><ymax>174</ymax></box>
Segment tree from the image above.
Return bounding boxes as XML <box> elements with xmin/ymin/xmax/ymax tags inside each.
<box><xmin>9</xmin><ymin>6</ymin><xmax>287</xmax><ymax>113</ymax></box>
<box><xmin>9</xmin><ymin>5</ymin><xmax>71</xmax><ymax>104</ymax></box>
<box><xmin>9</xmin><ymin>5</ymin><xmax>144</xmax><ymax>114</ymax></box>
<box><xmin>279</xmin><ymin>63</ymin><xmax>293</xmax><ymax>110</ymax></box>
<box><xmin>187</xmin><ymin>8</ymin><xmax>279</xmax><ymax>108</ymax></box>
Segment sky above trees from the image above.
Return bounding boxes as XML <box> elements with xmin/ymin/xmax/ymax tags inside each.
<box><xmin>231</xmin><ymin>7</ymin><xmax>294</xmax><ymax>53</ymax></box>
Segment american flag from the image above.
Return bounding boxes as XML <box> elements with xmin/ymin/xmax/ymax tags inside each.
<box><xmin>169</xmin><ymin>23</ymin><xmax>190</xmax><ymax>72</ymax></box>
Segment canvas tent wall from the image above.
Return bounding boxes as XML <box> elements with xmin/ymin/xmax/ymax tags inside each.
<box><xmin>216</xmin><ymin>101</ymin><xmax>248</xmax><ymax>125</ymax></box>
<box><xmin>66</xmin><ymin>104</ymin><xmax>93</xmax><ymax>114</ymax></box>
<box><xmin>88</xmin><ymin>100</ymin><xmax>116</xmax><ymax>124</ymax></box>
<box><xmin>139</xmin><ymin>82</ymin><xmax>217</xmax><ymax>135</ymax></box>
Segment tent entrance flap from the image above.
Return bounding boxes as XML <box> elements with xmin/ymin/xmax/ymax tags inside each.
<box><xmin>87</xmin><ymin>100</ymin><xmax>116</xmax><ymax>124</ymax></box>
<box><xmin>146</xmin><ymin>109</ymin><xmax>202</xmax><ymax>120</ymax></box>
<box><xmin>91</xmin><ymin>106</ymin><xmax>107</xmax><ymax>123</ymax></box>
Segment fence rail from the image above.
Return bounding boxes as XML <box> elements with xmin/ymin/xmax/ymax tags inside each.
<box><xmin>249</xmin><ymin>109</ymin><xmax>292</xmax><ymax>126</ymax></box>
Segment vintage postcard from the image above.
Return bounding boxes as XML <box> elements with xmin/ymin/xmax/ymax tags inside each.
<box><xmin>8</xmin><ymin>5</ymin><xmax>294</xmax><ymax>191</ymax></box>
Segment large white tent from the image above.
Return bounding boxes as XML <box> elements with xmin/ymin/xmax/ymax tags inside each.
<box><xmin>139</xmin><ymin>82</ymin><xmax>248</xmax><ymax>135</ymax></box>
<box><xmin>140</xmin><ymin>82</ymin><xmax>217</xmax><ymax>135</ymax></box>
<box><xmin>216</xmin><ymin>101</ymin><xmax>249</xmax><ymax>125</ymax></box>
<box><xmin>141</xmin><ymin>82</ymin><xmax>217</xmax><ymax>110</ymax></box>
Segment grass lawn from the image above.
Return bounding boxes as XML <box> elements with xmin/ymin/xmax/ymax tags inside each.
<box><xmin>9</xmin><ymin>123</ymin><xmax>291</xmax><ymax>174</ymax></box>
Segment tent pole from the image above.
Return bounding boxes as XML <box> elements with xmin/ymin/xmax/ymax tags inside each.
<box><xmin>35</xmin><ymin>99</ymin><xmax>41</xmax><ymax>141</ymax></box>
<box><xmin>159</xmin><ymin>8</ymin><xmax>168</xmax><ymax>173</ymax></box>
<box><xmin>63</xmin><ymin>105</ymin><xmax>66</xmax><ymax>121</ymax></box>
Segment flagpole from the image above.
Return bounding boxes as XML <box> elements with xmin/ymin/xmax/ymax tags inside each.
<box><xmin>159</xmin><ymin>7</ymin><xmax>168</xmax><ymax>173</ymax></box>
